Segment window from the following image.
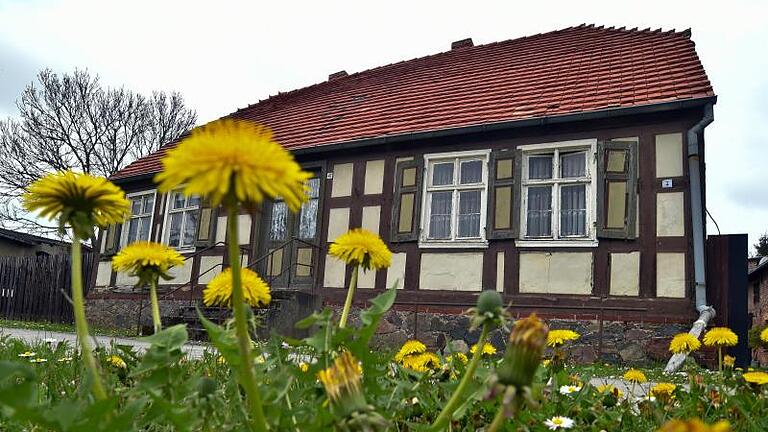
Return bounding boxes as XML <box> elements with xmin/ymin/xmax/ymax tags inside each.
<box><xmin>519</xmin><ymin>140</ymin><xmax>597</xmax><ymax>246</ymax></box>
<box><xmin>420</xmin><ymin>150</ymin><xmax>489</xmax><ymax>247</ymax></box>
<box><xmin>121</xmin><ymin>191</ymin><xmax>155</xmax><ymax>247</ymax></box>
<box><xmin>268</xmin><ymin>177</ymin><xmax>320</xmax><ymax>241</ymax></box>
<box><xmin>163</xmin><ymin>190</ymin><xmax>200</xmax><ymax>250</ymax></box>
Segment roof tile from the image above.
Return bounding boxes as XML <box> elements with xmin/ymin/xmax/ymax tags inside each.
<box><xmin>112</xmin><ymin>24</ymin><xmax>714</xmax><ymax>180</ymax></box>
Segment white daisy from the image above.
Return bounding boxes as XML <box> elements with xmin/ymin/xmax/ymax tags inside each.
<box><xmin>559</xmin><ymin>385</ymin><xmax>582</xmax><ymax>395</ymax></box>
<box><xmin>44</xmin><ymin>338</ymin><xmax>57</xmax><ymax>344</ymax></box>
<box><xmin>544</xmin><ymin>416</ymin><xmax>575</xmax><ymax>430</ymax></box>
<box><xmin>30</xmin><ymin>358</ymin><xmax>47</xmax><ymax>363</ymax></box>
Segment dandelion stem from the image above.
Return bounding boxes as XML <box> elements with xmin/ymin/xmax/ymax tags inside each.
<box><xmin>227</xmin><ymin>202</ymin><xmax>268</xmax><ymax>432</ymax></box>
<box><xmin>338</xmin><ymin>265</ymin><xmax>359</xmax><ymax>328</ymax></box>
<box><xmin>71</xmin><ymin>235</ymin><xmax>107</xmax><ymax>400</ymax></box>
<box><xmin>430</xmin><ymin>322</ymin><xmax>491</xmax><ymax>431</ymax></box>
<box><xmin>149</xmin><ymin>278</ymin><xmax>162</xmax><ymax>333</ymax></box>
<box><xmin>487</xmin><ymin>406</ymin><xmax>506</xmax><ymax>432</ymax></box>
<box><xmin>718</xmin><ymin>346</ymin><xmax>723</xmax><ymax>372</ymax></box>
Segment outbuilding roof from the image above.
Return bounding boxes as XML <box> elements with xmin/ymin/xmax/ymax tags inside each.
<box><xmin>112</xmin><ymin>24</ymin><xmax>714</xmax><ymax>180</ymax></box>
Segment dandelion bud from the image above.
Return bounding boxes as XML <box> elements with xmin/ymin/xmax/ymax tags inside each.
<box><xmin>318</xmin><ymin>351</ymin><xmax>388</xmax><ymax>431</ymax></box>
<box><xmin>469</xmin><ymin>291</ymin><xmax>507</xmax><ymax>330</ymax></box>
<box><xmin>497</xmin><ymin>314</ymin><xmax>548</xmax><ymax>388</ymax></box>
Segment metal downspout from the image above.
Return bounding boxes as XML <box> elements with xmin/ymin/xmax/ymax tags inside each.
<box><xmin>664</xmin><ymin>103</ymin><xmax>715</xmax><ymax>373</ymax></box>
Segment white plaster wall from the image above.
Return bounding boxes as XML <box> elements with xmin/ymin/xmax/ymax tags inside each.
<box><xmin>358</xmin><ymin>268</ymin><xmax>377</xmax><ymax>289</ymax></box>
<box><xmin>361</xmin><ymin>206</ymin><xmax>381</xmax><ymax>234</ymax></box>
<box><xmin>331</xmin><ymin>163</ymin><xmax>354</xmax><ymax>198</ymax></box>
<box><xmin>657</xmin><ymin>252</ymin><xmax>686</xmax><ymax>298</ymax></box>
<box><xmin>116</xmin><ymin>271</ymin><xmax>139</xmax><ymax>287</ymax></box>
<box><xmin>215</xmin><ymin>215</ymin><xmax>227</xmax><ymax>243</ymax></box>
<box><xmin>519</xmin><ymin>252</ymin><xmax>593</xmax><ymax>295</ymax></box>
<box><xmin>655</xmin><ymin>133</ymin><xmax>684</xmax><ymax>178</ymax></box>
<box><xmin>323</xmin><ymin>255</ymin><xmax>346</xmax><ymax>288</ymax></box>
<box><xmin>364</xmin><ymin>160</ymin><xmax>385</xmax><ymax>195</ymax></box>
<box><xmin>162</xmin><ymin>260</ymin><xmax>193</xmax><ymax>285</ymax></box>
<box><xmin>95</xmin><ymin>261</ymin><xmax>112</xmax><ymax>287</ymax></box>
<box><xmin>656</xmin><ymin>192</ymin><xmax>685</xmax><ymax>237</ymax></box>
<box><xmin>419</xmin><ymin>253</ymin><xmax>483</xmax><ymax>291</ymax></box>
<box><xmin>238</xmin><ymin>214</ymin><xmax>252</xmax><ymax>245</ymax></box>
<box><xmin>327</xmin><ymin>207</ymin><xmax>350</xmax><ymax>242</ymax></box>
<box><xmin>609</xmin><ymin>252</ymin><xmax>640</xmax><ymax>296</ymax></box>
<box><xmin>198</xmin><ymin>255</ymin><xmax>224</xmax><ymax>285</ymax></box>
<box><xmin>387</xmin><ymin>252</ymin><xmax>407</xmax><ymax>289</ymax></box>
<box><xmin>496</xmin><ymin>252</ymin><xmax>505</xmax><ymax>293</ymax></box>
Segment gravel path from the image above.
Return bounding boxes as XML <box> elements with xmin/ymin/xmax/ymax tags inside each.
<box><xmin>0</xmin><ymin>327</ymin><xmax>210</xmax><ymax>359</ymax></box>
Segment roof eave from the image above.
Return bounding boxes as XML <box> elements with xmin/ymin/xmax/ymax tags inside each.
<box><xmin>112</xmin><ymin>96</ymin><xmax>717</xmax><ymax>184</ymax></box>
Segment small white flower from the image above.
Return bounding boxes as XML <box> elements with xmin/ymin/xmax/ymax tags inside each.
<box><xmin>30</xmin><ymin>358</ymin><xmax>47</xmax><ymax>363</ymax></box>
<box><xmin>17</xmin><ymin>351</ymin><xmax>36</xmax><ymax>358</ymax></box>
<box><xmin>411</xmin><ymin>397</ymin><xmax>419</xmax><ymax>405</ymax></box>
<box><xmin>544</xmin><ymin>416</ymin><xmax>575</xmax><ymax>430</ymax></box>
<box><xmin>644</xmin><ymin>395</ymin><xmax>656</xmax><ymax>402</ymax></box>
<box><xmin>559</xmin><ymin>385</ymin><xmax>582</xmax><ymax>395</ymax></box>
<box><xmin>44</xmin><ymin>338</ymin><xmax>57</xmax><ymax>344</ymax></box>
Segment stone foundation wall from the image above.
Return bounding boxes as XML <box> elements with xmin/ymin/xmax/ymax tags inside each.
<box><xmin>86</xmin><ymin>298</ymin><xmax>190</xmax><ymax>332</ymax></box>
<box><xmin>339</xmin><ymin>307</ymin><xmax>692</xmax><ymax>365</ymax></box>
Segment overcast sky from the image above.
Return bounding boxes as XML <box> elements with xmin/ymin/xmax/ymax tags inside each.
<box><xmin>1</xmin><ymin>0</ymin><xmax>767</xmax><ymax>253</ymax></box>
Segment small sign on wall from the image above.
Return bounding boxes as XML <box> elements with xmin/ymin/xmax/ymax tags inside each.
<box><xmin>661</xmin><ymin>179</ymin><xmax>673</xmax><ymax>188</ymax></box>
<box><xmin>326</xmin><ymin>172</ymin><xmax>334</xmax><ymax>180</ymax></box>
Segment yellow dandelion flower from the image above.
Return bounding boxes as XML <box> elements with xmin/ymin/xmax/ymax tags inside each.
<box><xmin>702</xmin><ymin>327</ymin><xmax>738</xmax><ymax>347</ymax></box>
<box><xmin>650</xmin><ymin>382</ymin><xmax>676</xmax><ymax>398</ymax></box>
<box><xmin>402</xmin><ymin>352</ymin><xmax>441</xmax><ymax>373</ymax></box>
<box><xmin>112</xmin><ymin>241</ymin><xmax>184</xmax><ymax>279</ymax></box>
<box><xmin>108</xmin><ymin>355</ymin><xmax>127</xmax><ymax>369</ymax></box>
<box><xmin>216</xmin><ymin>355</ymin><xmax>227</xmax><ymax>365</ymax></box>
<box><xmin>394</xmin><ymin>340</ymin><xmax>426</xmax><ymax>363</ymax></box>
<box><xmin>657</xmin><ymin>418</ymin><xmax>731</xmax><ymax>432</ymax></box>
<box><xmin>596</xmin><ymin>384</ymin><xmax>624</xmax><ymax>399</ymax></box>
<box><xmin>542</xmin><ymin>359</ymin><xmax>552</xmax><ymax>367</ymax></box>
<box><xmin>155</xmin><ymin>119</ymin><xmax>311</xmax><ymax>210</ymax></box>
<box><xmin>17</xmin><ymin>351</ymin><xmax>36</xmax><ymax>358</ymax></box>
<box><xmin>203</xmin><ymin>267</ymin><xmax>271</xmax><ymax>308</ymax></box>
<box><xmin>743</xmin><ymin>371</ymin><xmax>768</xmax><ymax>385</ymax></box>
<box><xmin>317</xmin><ymin>351</ymin><xmax>364</xmax><ymax>404</ymax></box>
<box><xmin>298</xmin><ymin>362</ymin><xmax>309</xmax><ymax>372</ymax></box>
<box><xmin>623</xmin><ymin>369</ymin><xmax>647</xmax><ymax>384</ymax></box>
<box><xmin>447</xmin><ymin>352</ymin><xmax>468</xmax><ymax>365</ymax></box>
<box><xmin>669</xmin><ymin>333</ymin><xmax>702</xmax><ymax>354</ymax></box>
<box><xmin>328</xmin><ymin>228</ymin><xmax>392</xmax><ymax>271</ymax></box>
<box><xmin>470</xmin><ymin>342</ymin><xmax>497</xmax><ymax>356</ymax></box>
<box><xmin>761</xmin><ymin>327</ymin><xmax>768</xmax><ymax>344</ymax></box>
<box><xmin>723</xmin><ymin>355</ymin><xmax>735</xmax><ymax>368</ymax></box>
<box><xmin>547</xmin><ymin>329</ymin><xmax>580</xmax><ymax>347</ymax></box>
<box><xmin>23</xmin><ymin>170</ymin><xmax>130</xmax><ymax>236</ymax></box>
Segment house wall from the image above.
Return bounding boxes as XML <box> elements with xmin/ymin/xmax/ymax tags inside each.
<box><xmin>88</xmin><ymin>108</ymin><xmax>706</xmax><ymax>361</ymax></box>
<box><xmin>315</xmin><ymin>109</ymin><xmax>700</xmax><ymax>325</ymax></box>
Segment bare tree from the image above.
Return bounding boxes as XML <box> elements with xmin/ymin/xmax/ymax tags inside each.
<box><xmin>0</xmin><ymin>69</ymin><xmax>197</xmax><ymax>236</ymax></box>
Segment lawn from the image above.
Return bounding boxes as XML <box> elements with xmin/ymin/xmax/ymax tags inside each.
<box><xmin>0</xmin><ymin>318</ymin><xmax>137</xmax><ymax>338</ymax></box>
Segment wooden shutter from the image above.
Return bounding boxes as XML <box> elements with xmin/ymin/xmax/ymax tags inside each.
<box><xmin>390</xmin><ymin>158</ymin><xmax>423</xmax><ymax>242</ymax></box>
<box><xmin>486</xmin><ymin>149</ymin><xmax>520</xmax><ymax>239</ymax></box>
<box><xmin>103</xmin><ymin>224</ymin><xmax>121</xmax><ymax>255</ymax></box>
<box><xmin>597</xmin><ymin>139</ymin><xmax>638</xmax><ymax>239</ymax></box>
<box><xmin>195</xmin><ymin>199</ymin><xmax>218</xmax><ymax>248</ymax></box>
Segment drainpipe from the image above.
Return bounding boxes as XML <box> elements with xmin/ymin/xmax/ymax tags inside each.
<box><xmin>664</xmin><ymin>103</ymin><xmax>715</xmax><ymax>373</ymax></box>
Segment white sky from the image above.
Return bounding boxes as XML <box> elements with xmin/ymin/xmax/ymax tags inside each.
<box><xmin>1</xmin><ymin>0</ymin><xmax>767</xmax><ymax>253</ymax></box>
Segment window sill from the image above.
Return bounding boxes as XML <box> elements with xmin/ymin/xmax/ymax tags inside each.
<box><xmin>515</xmin><ymin>239</ymin><xmax>598</xmax><ymax>248</ymax></box>
<box><xmin>418</xmin><ymin>241</ymin><xmax>489</xmax><ymax>249</ymax></box>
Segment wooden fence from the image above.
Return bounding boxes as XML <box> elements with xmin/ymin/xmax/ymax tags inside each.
<box><xmin>0</xmin><ymin>253</ymin><xmax>94</xmax><ymax>323</ymax></box>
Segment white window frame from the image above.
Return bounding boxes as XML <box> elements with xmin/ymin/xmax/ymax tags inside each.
<box><xmin>120</xmin><ymin>190</ymin><xmax>157</xmax><ymax>248</ymax></box>
<box><xmin>516</xmin><ymin>139</ymin><xmax>599</xmax><ymax>248</ymax></box>
<box><xmin>419</xmin><ymin>149</ymin><xmax>490</xmax><ymax>249</ymax></box>
<box><xmin>161</xmin><ymin>189</ymin><xmax>200</xmax><ymax>253</ymax></box>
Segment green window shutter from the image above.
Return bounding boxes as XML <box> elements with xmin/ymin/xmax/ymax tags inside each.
<box><xmin>103</xmin><ymin>224</ymin><xmax>121</xmax><ymax>255</ymax></box>
<box><xmin>597</xmin><ymin>139</ymin><xmax>638</xmax><ymax>239</ymax></box>
<box><xmin>486</xmin><ymin>149</ymin><xmax>520</xmax><ymax>239</ymax></box>
<box><xmin>195</xmin><ymin>198</ymin><xmax>218</xmax><ymax>248</ymax></box>
<box><xmin>391</xmin><ymin>158</ymin><xmax>423</xmax><ymax>243</ymax></box>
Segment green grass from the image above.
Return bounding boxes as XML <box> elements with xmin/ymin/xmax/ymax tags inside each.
<box><xmin>0</xmin><ymin>318</ymin><xmax>138</xmax><ymax>338</ymax></box>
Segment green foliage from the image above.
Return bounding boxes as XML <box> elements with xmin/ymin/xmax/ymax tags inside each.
<box><xmin>2</xmin><ymin>294</ymin><xmax>768</xmax><ymax>431</ymax></box>
<box><xmin>755</xmin><ymin>232</ymin><xmax>768</xmax><ymax>257</ymax></box>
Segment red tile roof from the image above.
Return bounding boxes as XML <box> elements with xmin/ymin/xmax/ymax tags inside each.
<box><xmin>112</xmin><ymin>24</ymin><xmax>714</xmax><ymax>180</ymax></box>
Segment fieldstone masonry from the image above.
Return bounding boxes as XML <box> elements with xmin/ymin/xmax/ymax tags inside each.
<box><xmin>340</xmin><ymin>307</ymin><xmax>691</xmax><ymax>365</ymax></box>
